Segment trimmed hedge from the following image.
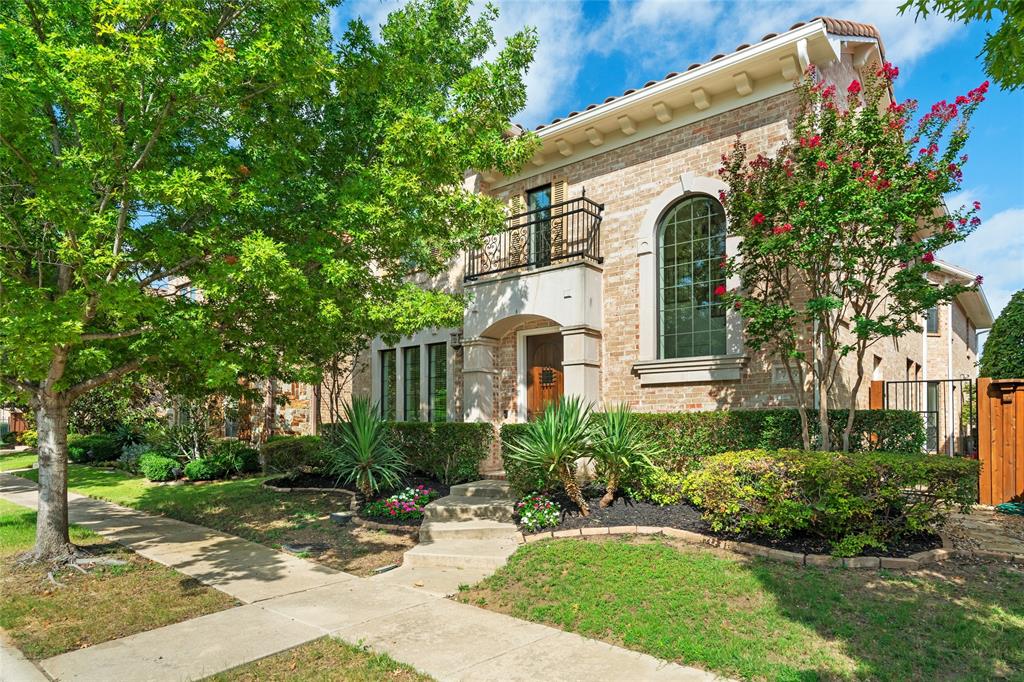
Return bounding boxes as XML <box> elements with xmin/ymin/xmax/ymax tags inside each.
<box><xmin>209</xmin><ymin>439</ymin><xmax>260</xmax><ymax>474</ymax></box>
<box><xmin>260</xmin><ymin>435</ymin><xmax>325</xmax><ymax>474</ymax></box>
<box><xmin>386</xmin><ymin>422</ymin><xmax>495</xmax><ymax>485</ymax></box>
<box><xmin>684</xmin><ymin>449</ymin><xmax>979</xmax><ymax>556</ymax></box>
<box><xmin>501</xmin><ymin>408</ymin><xmax>925</xmax><ymax>496</ymax></box>
<box><xmin>67</xmin><ymin>433</ymin><xmax>120</xmax><ymax>464</ymax></box>
<box><xmin>630</xmin><ymin>408</ymin><xmax>924</xmax><ymax>474</ymax></box>
<box><xmin>139</xmin><ymin>454</ymin><xmax>179</xmax><ymax>482</ymax></box>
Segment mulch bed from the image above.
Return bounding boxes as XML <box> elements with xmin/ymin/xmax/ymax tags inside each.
<box><xmin>542</xmin><ymin>489</ymin><xmax>942</xmax><ymax>558</ymax></box>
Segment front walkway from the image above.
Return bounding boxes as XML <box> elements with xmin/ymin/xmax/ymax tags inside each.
<box><xmin>0</xmin><ymin>473</ymin><xmax>721</xmax><ymax>682</ymax></box>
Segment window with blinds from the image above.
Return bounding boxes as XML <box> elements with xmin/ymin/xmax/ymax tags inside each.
<box><xmin>428</xmin><ymin>343</ymin><xmax>447</xmax><ymax>422</ymax></box>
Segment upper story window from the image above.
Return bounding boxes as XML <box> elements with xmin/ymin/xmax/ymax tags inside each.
<box><xmin>427</xmin><ymin>343</ymin><xmax>447</xmax><ymax>422</ymax></box>
<box><xmin>658</xmin><ymin>195</ymin><xmax>727</xmax><ymax>358</ymax></box>
<box><xmin>926</xmin><ymin>306</ymin><xmax>939</xmax><ymax>334</ymax></box>
<box><xmin>526</xmin><ymin>184</ymin><xmax>552</xmax><ymax>267</ymax></box>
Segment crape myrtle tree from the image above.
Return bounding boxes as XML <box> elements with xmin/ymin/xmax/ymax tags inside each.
<box><xmin>0</xmin><ymin>0</ymin><xmax>537</xmax><ymax>564</ymax></box>
<box><xmin>719</xmin><ymin>63</ymin><xmax>987</xmax><ymax>452</ymax></box>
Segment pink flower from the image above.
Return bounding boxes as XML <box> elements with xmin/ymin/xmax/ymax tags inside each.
<box><xmin>817</xmin><ymin>160</ymin><xmax>829</xmax><ymax>170</ymax></box>
<box><xmin>800</xmin><ymin>135</ymin><xmax>821</xmax><ymax>149</ymax></box>
<box><xmin>973</xmin><ymin>200</ymin><xmax>981</xmax><ymax>210</ymax></box>
<box><xmin>848</xmin><ymin>80</ymin><xmax>862</xmax><ymax>95</ymax></box>
<box><xmin>945</xmin><ymin>220</ymin><xmax>955</xmax><ymax>231</ymax></box>
<box><xmin>798</xmin><ymin>200</ymin><xmax>807</xmax><ymax>209</ymax></box>
<box><xmin>714</xmin><ymin>284</ymin><xmax>727</xmax><ymax>296</ymax></box>
<box><xmin>773</xmin><ymin>223</ymin><xmax>793</xmax><ymax>235</ymax></box>
<box><xmin>877</xmin><ymin>62</ymin><xmax>899</xmax><ymax>80</ymax></box>
<box><xmin>974</xmin><ymin>275</ymin><xmax>984</xmax><ymax>286</ymax></box>
<box><xmin>751</xmin><ymin>213</ymin><xmax>766</xmax><ymax>226</ymax></box>
<box><xmin>852</xmin><ymin>161</ymin><xmax>862</xmax><ymax>170</ymax></box>
<box><xmin>922</xmin><ymin>252</ymin><xmax>935</xmax><ymax>263</ymax></box>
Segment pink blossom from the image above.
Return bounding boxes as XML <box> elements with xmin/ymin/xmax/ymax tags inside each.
<box><xmin>877</xmin><ymin>62</ymin><xmax>900</xmax><ymax>80</ymax></box>
<box><xmin>751</xmin><ymin>213</ymin><xmax>766</xmax><ymax>226</ymax></box>
<box><xmin>714</xmin><ymin>284</ymin><xmax>727</xmax><ymax>296</ymax></box>
<box><xmin>974</xmin><ymin>275</ymin><xmax>984</xmax><ymax>286</ymax></box>
<box><xmin>816</xmin><ymin>160</ymin><xmax>829</xmax><ymax>170</ymax></box>
<box><xmin>922</xmin><ymin>252</ymin><xmax>935</xmax><ymax>263</ymax></box>
<box><xmin>773</xmin><ymin>223</ymin><xmax>793</xmax><ymax>235</ymax></box>
<box><xmin>847</xmin><ymin>80</ymin><xmax>862</xmax><ymax>95</ymax></box>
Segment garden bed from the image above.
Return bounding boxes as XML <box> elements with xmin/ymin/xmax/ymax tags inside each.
<box><xmin>537</xmin><ymin>489</ymin><xmax>942</xmax><ymax>558</ymax></box>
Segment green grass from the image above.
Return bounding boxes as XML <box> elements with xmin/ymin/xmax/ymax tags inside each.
<box><xmin>457</xmin><ymin>536</ymin><xmax>1024</xmax><ymax>681</ymax></box>
<box><xmin>17</xmin><ymin>465</ymin><xmax>414</xmax><ymax>575</ymax></box>
<box><xmin>0</xmin><ymin>452</ymin><xmax>37</xmax><ymax>471</ymax></box>
<box><xmin>206</xmin><ymin>638</ymin><xmax>434</xmax><ymax>681</ymax></box>
<box><xmin>0</xmin><ymin>499</ymin><xmax>236</xmax><ymax>659</ymax></box>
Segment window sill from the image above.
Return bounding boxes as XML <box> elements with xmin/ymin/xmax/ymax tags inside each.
<box><xmin>633</xmin><ymin>354</ymin><xmax>747</xmax><ymax>385</ymax></box>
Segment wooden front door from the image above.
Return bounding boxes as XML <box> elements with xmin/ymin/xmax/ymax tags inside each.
<box><xmin>526</xmin><ymin>332</ymin><xmax>563</xmax><ymax>420</ymax></box>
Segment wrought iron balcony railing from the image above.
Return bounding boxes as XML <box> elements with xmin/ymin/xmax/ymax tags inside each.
<box><xmin>464</xmin><ymin>196</ymin><xmax>604</xmax><ymax>281</ymax></box>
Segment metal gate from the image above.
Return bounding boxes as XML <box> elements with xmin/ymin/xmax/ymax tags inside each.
<box><xmin>881</xmin><ymin>378</ymin><xmax>977</xmax><ymax>456</ymax></box>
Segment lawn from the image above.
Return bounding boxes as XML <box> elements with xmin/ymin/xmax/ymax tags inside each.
<box><xmin>0</xmin><ymin>499</ymin><xmax>237</xmax><ymax>659</ymax></box>
<box><xmin>0</xmin><ymin>451</ymin><xmax>37</xmax><ymax>471</ymax></box>
<box><xmin>457</xmin><ymin>536</ymin><xmax>1024</xmax><ymax>682</ymax></box>
<box><xmin>206</xmin><ymin>638</ymin><xmax>433</xmax><ymax>682</ymax></box>
<box><xmin>18</xmin><ymin>465</ymin><xmax>414</xmax><ymax>576</ymax></box>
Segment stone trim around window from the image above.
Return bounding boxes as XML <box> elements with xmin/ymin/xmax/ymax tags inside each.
<box><xmin>634</xmin><ymin>173</ymin><xmax>745</xmax><ymax>379</ymax></box>
<box><xmin>633</xmin><ymin>354</ymin><xmax>747</xmax><ymax>385</ymax></box>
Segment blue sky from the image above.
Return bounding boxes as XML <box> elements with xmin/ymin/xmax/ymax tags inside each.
<box><xmin>332</xmin><ymin>0</ymin><xmax>1024</xmax><ymax>320</ymax></box>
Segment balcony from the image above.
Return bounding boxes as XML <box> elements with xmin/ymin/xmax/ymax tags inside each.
<box><xmin>464</xmin><ymin>197</ymin><xmax>604</xmax><ymax>282</ymax></box>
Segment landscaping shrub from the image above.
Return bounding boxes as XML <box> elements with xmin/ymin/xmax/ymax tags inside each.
<box><xmin>624</xmin><ymin>468</ymin><xmax>688</xmax><ymax>506</ymax></box>
<box><xmin>260</xmin><ymin>435</ymin><xmax>325</xmax><ymax>474</ymax></box>
<box><xmin>629</xmin><ymin>408</ymin><xmax>924</xmax><ymax>474</ymax></box>
<box><xmin>684</xmin><ymin>449</ymin><xmax>979</xmax><ymax>555</ymax></box>
<box><xmin>361</xmin><ymin>485</ymin><xmax>441</xmax><ymax>521</ymax></box>
<box><xmin>139</xmin><ymin>453</ymin><xmax>180</xmax><ymax>482</ymax></box>
<box><xmin>500</xmin><ymin>423</ymin><xmax>556</xmax><ymax>496</ymax></box>
<box><xmin>325</xmin><ymin>398</ymin><xmax>406</xmax><ymax>497</ymax></box>
<box><xmin>184</xmin><ymin>457</ymin><xmax>230</xmax><ymax>481</ymax></box>
<box><xmin>384</xmin><ymin>422</ymin><xmax>495</xmax><ymax>485</ymax></box>
<box><xmin>67</xmin><ymin>433</ymin><xmax>120</xmax><ymax>463</ymax></box>
<box><xmin>590</xmin><ymin>403</ymin><xmax>659</xmax><ymax>507</ymax></box>
<box><xmin>19</xmin><ymin>429</ymin><xmax>38</xmax><ymax>448</ymax></box>
<box><xmin>515</xmin><ymin>493</ymin><xmax>561</xmax><ymax>532</ymax></box>
<box><xmin>119</xmin><ymin>442</ymin><xmax>160</xmax><ymax>474</ymax></box>
<box><xmin>208</xmin><ymin>439</ymin><xmax>260</xmax><ymax>474</ymax></box>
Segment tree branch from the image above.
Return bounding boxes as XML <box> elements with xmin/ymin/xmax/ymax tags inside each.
<box><xmin>1</xmin><ymin>376</ymin><xmax>36</xmax><ymax>394</ymax></box>
<box><xmin>80</xmin><ymin>327</ymin><xmax>148</xmax><ymax>341</ymax></box>
<box><xmin>130</xmin><ymin>96</ymin><xmax>174</xmax><ymax>173</ymax></box>
<box><xmin>66</xmin><ymin>358</ymin><xmax>147</xmax><ymax>400</ymax></box>
<box><xmin>138</xmin><ymin>254</ymin><xmax>205</xmax><ymax>288</ymax></box>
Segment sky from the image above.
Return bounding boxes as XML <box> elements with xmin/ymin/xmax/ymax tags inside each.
<box><xmin>331</xmin><ymin>0</ymin><xmax>1024</xmax><ymax>322</ymax></box>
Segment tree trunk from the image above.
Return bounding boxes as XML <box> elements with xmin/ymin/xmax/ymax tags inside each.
<box><xmin>817</xmin><ymin>386</ymin><xmax>831</xmax><ymax>452</ymax></box>
<box><xmin>842</xmin><ymin>352</ymin><xmax>867</xmax><ymax>454</ymax></box>
<box><xmin>558</xmin><ymin>466</ymin><xmax>589</xmax><ymax>516</ymax></box>
<box><xmin>599</xmin><ymin>473</ymin><xmax>618</xmax><ymax>508</ymax></box>
<box><xmin>32</xmin><ymin>395</ymin><xmax>77</xmax><ymax>562</ymax></box>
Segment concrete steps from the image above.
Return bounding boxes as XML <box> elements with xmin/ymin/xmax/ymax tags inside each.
<box><xmin>419</xmin><ymin>519</ymin><xmax>520</xmax><ymax>542</ymax></box>
<box><xmin>376</xmin><ymin>479</ymin><xmax>521</xmax><ymax>594</ymax></box>
<box><xmin>422</xmin><ymin>495</ymin><xmax>516</xmax><ymax>523</ymax></box>
<box><xmin>448</xmin><ymin>479</ymin><xmax>511</xmax><ymax>498</ymax></box>
<box><xmin>403</xmin><ymin>538</ymin><xmax>520</xmax><ymax>570</ymax></box>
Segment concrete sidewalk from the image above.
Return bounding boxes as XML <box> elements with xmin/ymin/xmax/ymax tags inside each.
<box><xmin>0</xmin><ymin>473</ymin><xmax>723</xmax><ymax>682</ymax></box>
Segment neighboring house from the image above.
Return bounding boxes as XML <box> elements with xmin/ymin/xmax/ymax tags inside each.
<box><xmin>346</xmin><ymin>17</ymin><xmax>992</xmax><ymax>465</ymax></box>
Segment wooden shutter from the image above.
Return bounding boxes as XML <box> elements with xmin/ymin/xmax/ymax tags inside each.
<box><xmin>508</xmin><ymin>193</ymin><xmax>527</xmax><ymax>267</ymax></box>
<box><xmin>550</xmin><ymin>179</ymin><xmax>568</xmax><ymax>259</ymax></box>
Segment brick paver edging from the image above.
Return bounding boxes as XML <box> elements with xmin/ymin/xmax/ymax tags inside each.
<box><xmin>517</xmin><ymin>525</ymin><xmax>1024</xmax><ymax>569</ymax></box>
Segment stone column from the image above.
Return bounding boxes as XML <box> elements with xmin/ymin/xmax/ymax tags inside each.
<box><xmin>462</xmin><ymin>337</ymin><xmax>498</xmax><ymax>423</ymax></box>
<box><xmin>561</xmin><ymin>325</ymin><xmax>602</xmax><ymax>407</ymax></box>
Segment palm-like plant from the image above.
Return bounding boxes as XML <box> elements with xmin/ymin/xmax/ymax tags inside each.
<box><xmin>326</xmin><ymin>397</ymin><xmax>407</xmax><ymax>500</ymax></box>
<box><xmin>590</xmin><ymin>403</ymin><xmax>658</xmax><ymax>508</ymax></box>
<box><xmin>506</xmin><ymin>396</ymin><xmax>593</xmax><ymax>516</ymax></box>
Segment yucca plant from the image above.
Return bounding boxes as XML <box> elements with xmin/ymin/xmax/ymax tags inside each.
<box><xmin>326</xmin><ymin>398</ymin><xmax>407</xmax><ymax>500</ymax></box>
<box><xmin>506</xmin><ymin>396</ymin><xmax>593</xmax><ymax>516</ymax></box>
<box><xmin>590</xmin><ymin>403</ymin><xmax>659</xmax><ymax>508</ymax></box>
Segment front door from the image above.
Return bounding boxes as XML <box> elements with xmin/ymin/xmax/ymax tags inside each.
<box><xmin>526</xmin><ymin>332</ymin><xmax>563</xmax><ymax>420</ymax></box>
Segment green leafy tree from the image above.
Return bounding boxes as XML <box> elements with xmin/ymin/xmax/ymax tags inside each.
<box><xmin>979</xmin><ymin>289</ymin><xmax>1024</xmax><ymax>378</ymax></box>
<box><xmin>0</xmin><ymin>0</ymin><xmax>536</xmax><ymax>563</ymax></box>
<box><xmin>720</xmin><ymin>64</ymin><xmax>986</xmax><ymax>452</ymax></box>
<box><xmin>900</xmin><ymin>0</ymin><xmax>1024</xmax><ymax>90</ymax></box>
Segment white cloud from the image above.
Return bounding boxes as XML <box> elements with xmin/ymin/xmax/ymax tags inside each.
<box><xmin>940</xmin><ymin>207</ymin><xmax>1024</xmax><ymax>319</ymax></box>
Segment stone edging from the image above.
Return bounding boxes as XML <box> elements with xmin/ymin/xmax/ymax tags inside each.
<box><xmin>352</xmin><ymin>516</ymin><xmax>419</xmax><ymax>533</ymax></box>
<box><xmin>518</xmin><ymin>525</ymin><xmax>1024</xmax><ymax>569</ymax></box>
<box><xmin>262</xmin><ymin>480</ymin><xmax>356</xmax><ymax>499</ymax></box>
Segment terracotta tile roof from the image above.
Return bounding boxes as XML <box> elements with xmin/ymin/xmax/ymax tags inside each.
<box><xmin>528</xmin><ymin>17</ymin><xmax>883</xmax><ymax>133</ymax></box>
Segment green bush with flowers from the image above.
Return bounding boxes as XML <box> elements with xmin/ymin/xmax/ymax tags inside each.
<box><xmin>515</xmin><ymin>494</ymin><xmax>561</xmax><ymax>533</ymax></box>
<box><xmin>361</xmin><ymin>485</ymin><xmax>441</xmax><ymax>521</ymax></box>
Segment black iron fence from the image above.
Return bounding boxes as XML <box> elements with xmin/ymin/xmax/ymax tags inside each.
<box><xmin>464</xmin><ymin>196</ymin><xmax>604</xmax><ymax>281</ymax></box>
<box><xmin>882</xmin><ymin>378</ymin><xmax>977</xmax><ymax>456</ymax></box>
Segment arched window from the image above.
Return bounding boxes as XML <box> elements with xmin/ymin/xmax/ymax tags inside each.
<box><xmin>658</xmin><ymin>195</ymin><xmax>727</xmax><ymax>358</ymax></box>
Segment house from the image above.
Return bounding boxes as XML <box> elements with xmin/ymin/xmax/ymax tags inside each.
<box><xmin>345</xmin><ymin>17</ymin><xmax>993</xmax><ymax>466</ymax></box>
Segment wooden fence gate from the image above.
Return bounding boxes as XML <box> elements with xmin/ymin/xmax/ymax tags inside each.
<box><xmin>978</xmin><ymin>377</ymin><xmax>1024</xmax><ymax>506</ymax></box>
